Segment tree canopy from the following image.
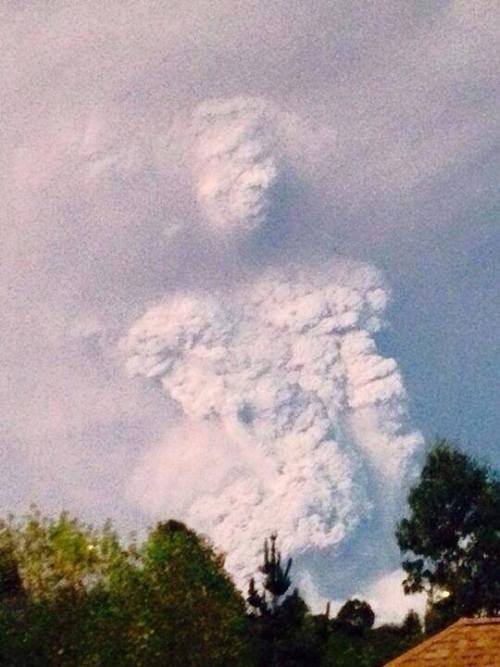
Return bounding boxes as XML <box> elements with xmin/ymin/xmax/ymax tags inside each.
<box><xmin>0</xmin><ymin>511</ymin><xmax>427</xmax><ymax>667</ymax></box>
<box><xmin>396</xmin><ymin>439</ymin><xmax>500</xmax><ymax>628</ymax></box>
<box><xmin>336</xmin><ymin>599</ymin><xmax>375</xmax><ymax>636</ymax></box>
<box><xmin>0</xmin><ymin>511</ymin><xmax>251</xmax><ymax>667</ymax></box>
<box><xmin>1</xmin><ymin>437</ymin><xmax>498</xmax><ymax>665</ymax></box>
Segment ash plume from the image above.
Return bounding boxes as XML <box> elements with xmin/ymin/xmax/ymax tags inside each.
<box><xmin>122</xmin><ymin>259</ymin><xmax>422</xmax><ymax>588</ymax></box>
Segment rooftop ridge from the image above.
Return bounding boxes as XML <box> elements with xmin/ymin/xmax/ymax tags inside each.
<box><xmin>455</xmin><ymin>616</ymin><xmax>500</xmax><ymax>625</ymax></box>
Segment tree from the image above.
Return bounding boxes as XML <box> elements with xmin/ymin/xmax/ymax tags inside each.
<box><xmin>364</xmin><ymin>619</ymin><xmax>421</xmax><ymax>667</ymax></box>
<box><xmin>116</xmin><ymin>519</ymin><xmax>252</xmax><ymax>667</ymax></box>
<box><xmin>336</xmin><ymin>599</ymin><xmax>375</xmax><ymax>636</ymax></box>
<box><xmin>0</xmin><ymin>507</ymin><xmax>124</xmax><ymax>601</ymax></box>
<box><xmin>0</xmin><ymin>545</ymin><xmax>23</xmax><ymax>601</ymax></box>
<box><xmin>0</xmin><ymin>508</ymin><xmax>128</xmax><ymax>666</ymax></box>
<box><xmin>247</xmin><ymin>534</ymin><xmax>318</xmax><ymax>666</ymax></box>
<box><xmin>400</xmin><ymin>610</ymin><xmax>422</xmax><ymax>638</ymax></box>
<box><xmin>248</xmin><ymin>534</ymin><xmax>293</xmax><ymax>616</ymax></box>
<box><xmin>396</xmin><ymin>439</ymin><xmax>500</xmax><ymax>628</ymax></box>
<box><xmin>0</xmin><ymin>512</ymin><xmax>252</xmax><ymax>667</ymax></box>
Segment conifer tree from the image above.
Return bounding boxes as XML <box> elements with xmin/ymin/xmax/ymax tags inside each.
<box><xmin>248</xmin><ymin>534</ymin><xmax>294</xmax><ymax>617</ymax></box>
<box><xmin>247</xmin><ymin>534</ymin><xmax>316</xmax><ymax>666</ymax></box>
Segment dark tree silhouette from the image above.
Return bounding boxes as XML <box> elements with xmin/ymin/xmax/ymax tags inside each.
<box><xmin>396</xmin><ymin>439</ymin><xmax>500</xmax><ymax>629</ymax></box>
<box><xmin>247</xmin><ymin>534</ymin><xmax>318</xmax><ymax>666</ymax></box>
<box><xmin>336</xmin><ymin>599</ymin><xmax>375</xmax><ymax>636</ymax></box>
<box><xmin>0</xmin><ymin>547</ymin><xmax>23</xmax><ymax>601</ymax></box>
<box><xmin>248</xmin><ymin>534</ymin><xmax>293</xmax><ymax>616</ymax></box>
<box><xmin>401</xmin><ymin>610</ymin><xmax>423</xmax><ymax>637</ymax></box>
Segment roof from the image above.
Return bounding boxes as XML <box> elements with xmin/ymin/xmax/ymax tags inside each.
<box><xmin>385</xmin><ymin>617</ymin><xmax>500</xmax><ymax>667</ymax></box>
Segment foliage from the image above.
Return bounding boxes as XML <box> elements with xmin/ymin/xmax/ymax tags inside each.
<box><xmin>247</xmin><ymin>534</ymin><xmax>320</xmax><ymax>666</ymax></box>
<box><xmin>335</xmin><ymin>599</ymin><xmax>375</xmax><ymax>636</ymax></box>
<box><xmin>0</xmin><ymin>438</ymin><xmax>496</xmax><ymax>667</ymax></box>
<box><xmin>248</xmin><ymin>534</ymin><xmax>293</xmax><ymax>615</ymax></box>
<box><xmin>396</xmin><ymin>439</ymin><xmax>500</xmax><ymax>628</ymax></box>
<box><xmin>318</xmin><ymin>606</ymin><xmax>423</xmax><ymax>667</ymax></box>
<box><xmin>361</xmin><ymin>618</ymin><xmax>423</xmax><ymax>667</ymax></box>
<box><xmin>0</xmin><ymin>510</ymin><xmax>448</xmax><ymax>667</ymax></box>
<box><xmin>0</xmin><ymin>545</ymin><xmax>23</xmax><ymax>600</ymax></box>
<box><xmin>0</xmin><ymin>512</ymin><xmax>251</xmax><ymax>667</ymax></box>
<box><xmin>0</xmin><ymin>508</ymin><xmax>123</xmax><ymax>601</ymax></box>
<box><xmin>400</xmin><ymin>609</ymin><xmax>422</xmax><ymax>636</ymax></box>
<box><xmin>110</xmin><ymin>519</ymin><xmax>252</xmax><ymax>667</ymax></box>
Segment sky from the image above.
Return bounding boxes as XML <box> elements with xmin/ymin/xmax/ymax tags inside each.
<box><xmin>1</xmin><ymin>0</ymin><xmax>499</xmax><ymax>623</ymax></box>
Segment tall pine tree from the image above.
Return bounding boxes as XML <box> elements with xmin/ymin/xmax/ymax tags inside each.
<box><xmin>247</xmin><ymin>534</ymin><xmax>318</xmax><ymax>666</ymax></box>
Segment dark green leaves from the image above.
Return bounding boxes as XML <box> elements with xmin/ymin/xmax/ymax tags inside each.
<box><xmin>396</xmin><ymin>439</ymin><xmax>500</xmax><ymax>625</ymax></box>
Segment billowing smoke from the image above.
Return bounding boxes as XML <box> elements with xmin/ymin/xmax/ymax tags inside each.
<box><xmin>122</xmin><ymin>259</ymin><xmax>422</xmax><ymax>589</ymax></box>
<box><xmin>191</xmin><ymin>98</ymin><xmax>281</xmax><ymax>235</ymax></box>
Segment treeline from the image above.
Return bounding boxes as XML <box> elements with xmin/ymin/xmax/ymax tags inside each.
<box><xmin>0</xmin><ymin>439</ymin><xmax>498</xmax><ymax>666</ymax></box>
<box><xmin>0</xmin><ymin>514</ymin><xmax>419</xmax><ymax>667</ymax></box>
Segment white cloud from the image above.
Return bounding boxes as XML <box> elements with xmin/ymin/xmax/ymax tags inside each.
<box><xmin>360</xmin><ymin>569</ymin><xmax>426</xmax><ymax>626</ymax></box>
<box><xmin>191</xmin><ymin>98</ymin><xmax>281</xmax><ymax>235</ymax></box>
<box><xmin>298</xmin><ymin>568</ymin><xmax>426</xmax><ymax>625</ymax></box>
<box><xmin>122</xmin><ymin>258</ymin><xmax>422</xmax><ymax>588</ymax></box>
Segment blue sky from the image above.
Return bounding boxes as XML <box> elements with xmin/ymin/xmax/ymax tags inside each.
<box><xmin>1</xmin><ymin>0</ymin><xmax>498</xmax><ymax>621</ymax></box>
<box><xmin>379</xmin><ymin>153</ymin><xmax>499</xmax><ymax>467</ymax></box>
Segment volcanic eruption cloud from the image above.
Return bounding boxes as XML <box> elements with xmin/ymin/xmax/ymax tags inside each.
<box><xmin>122</xmin><ymin>98</ymin><xmax>423</xmax><ymax>602</ymax></box>
<box><xmin>191</xmin><ymin>98</ymin><xmax>280</xmax><ymax>235</ymax></box>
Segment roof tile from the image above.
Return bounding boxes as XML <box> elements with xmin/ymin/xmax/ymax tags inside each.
<box><xmin>385</xmin><ymin>618</ymin><xmax>500</xmax><ymax>667</ymax></box>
